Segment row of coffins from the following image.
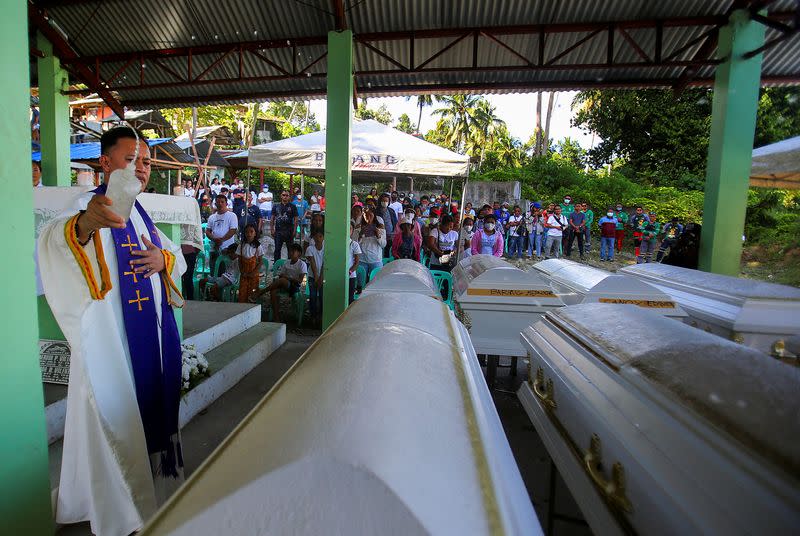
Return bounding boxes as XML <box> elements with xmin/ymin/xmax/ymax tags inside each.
<box><xmin>449</xmin><ymin>256</ymin><xmax>798</xmax><ymax>534</ymax></box>
<box><xmin>141</xmin><ymin>292</ymin><xmax>540</xmax><ymax>535</ymax></box>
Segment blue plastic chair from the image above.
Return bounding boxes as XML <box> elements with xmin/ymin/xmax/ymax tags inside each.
<box><xmin>368</xmin><ymin>265</ymin><xmax>382</xmax><ymax>282</ymax></box>
<box><xmin>429</xmin><ymin>269</ymin><xmax>454</xmax><ymax>310</ymax></box>
<box><xmin>353</xmin><ymin>265</ymin><xmax>368</xmax><ymax>299</ymax></box>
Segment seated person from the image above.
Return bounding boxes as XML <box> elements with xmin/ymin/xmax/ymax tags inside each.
<box><xmin>237</xmin><ymin>224</ymin><xmax>265</xmax><ymax>303</ymax></box>
<box><xmin>199</xmin><ymin>244</ymin><xmax>239</xmax><ymax>301</ymax></box>
<box><xmin>253</xmin><ymin>243</ymin><xmax>307</xmax><ymax>323</ymax></box>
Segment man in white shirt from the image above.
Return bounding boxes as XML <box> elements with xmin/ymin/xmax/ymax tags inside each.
<box><xmin>506</xmin><ymin>205</ymin><xmax>525</xmax><ymax>259</ymax></box>
<box><xmin>389</xmin><ymin>191</ymin><xmax>404</xmax><ymax>221</ymax></box>
<box><xmin>205</xmin><ymin>194</ymin><xmax>238</xmax><ymax>275</ymax></box>
<box><xmin>544</xmin><ymin>205</ymin><xmax>568</xmax><ymax>259</ymax></box>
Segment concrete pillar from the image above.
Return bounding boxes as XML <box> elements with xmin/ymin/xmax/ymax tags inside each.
<box><xmin>1</xmin><ymin>3</ymin><xmax>54</xmax><ymax>533</ymax></box>
<box><xmin>37</xmin><ymin>32</ymin><xmax>71</xmax><ymax>186</ymax></box>
<box><xmin>698</xmin><ymin>10</ymin><xmax>765</xmax><ymax>275</ymax></box>
<box><xmin>322</xmin><ymin>30</ymin><xmax>353</xmax><ymax>329</ymax></box>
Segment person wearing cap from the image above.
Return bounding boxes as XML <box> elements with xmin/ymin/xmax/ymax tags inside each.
<box><xmin>656</xmin><ymin>217</ymin><xmax>684</xmax><ymax>262</ymax></box>
<box><xmin>637</xmin><ymin>212</ymin><xmax>660</xmax><ymax>264</ymax></box>
<box><xmin>392</xmin><ymin>211</ymin><xmax>422</xmax><ymax>261</ymax></box>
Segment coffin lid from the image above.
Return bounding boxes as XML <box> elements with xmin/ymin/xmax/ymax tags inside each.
<box><xmin>620</xmin><ymin>263</ymin><xmax>800</xmax><ymax>301</ymax></box>
<box><xmin>362</xmin><ymin>258</ymin><xmax>439</xmax><ymax>298</ymax></box>
<box><xmin>529</xmin><ymin>258</ymin><xmax>575</xmax><ymax>278</ymax></box>
<box><xmin>541</xmin><ymin>303</ymin><xmax>800</xmax><ymax>476</ymax></box>
<box><xmin>453</xmin><ymin>255</ymin><xmax>562</xmax><ymax>306</ymax></box>
<box><xmin>143</xmin><ymin>292</ymin><xmax>538</xmax><ymax>535</ymax></box>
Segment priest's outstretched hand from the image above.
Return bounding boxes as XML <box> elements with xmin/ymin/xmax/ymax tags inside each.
<box><xmin>76</xmin><ymin>194</ymin><xmax>126</xmax><ymax>243</ymax></box>
<box><xmin>130</xmin><ymin>234</ymin><xmax>167</xmax><ymax>278</ymax></box>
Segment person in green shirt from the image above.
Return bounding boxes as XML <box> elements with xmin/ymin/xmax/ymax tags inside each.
<box><xmin>560</xmin><ymin>195</ymin><xmax>575</xmax><ymax>251</ymax></box>
<box><xmin>581</xmin><ymin>201</ymin><xmax>594</xmax><ymax>253</ymax></box>
<box><xmin>613</xmin><ymin>204</ymin><xmax>629</xmax><ymax>253</ymax></box>
<box><xmin>637</xmin><ymin>212</ymin><xmax>661</xmax><ymax>263</ymax></box>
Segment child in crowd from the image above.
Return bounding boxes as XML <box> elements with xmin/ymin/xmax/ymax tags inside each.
<box><xmin>305</xmin><ymin>230</ymin><xmax>325</xmax><ymax>326</ymax></box>
<box><xmin>200</xmin><ymin>243</ymin><xmax>238</xmax><ymax>301</ymax></box>
<box><xmin>348</xmin><ymin>221</ymin><xmax>362</xmax><ymax>303</ymax></box>
<box><xmin>237</xmin><ymin>224</ymin><xmax>264</xmax><ymax>303</ymax></box>
<box><xmin>253</xmin><ymin>243</ymin><xmax>307</xmax><ymax>323</ymax></box>
<box><xmin>392</xmin><ymin>212</ymin><xmax>422</xmax><ymax>261</ymax></box>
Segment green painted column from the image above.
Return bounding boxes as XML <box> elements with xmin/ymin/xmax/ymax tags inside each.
<box><xmin>156</xmin><ymin>222</ymin><xmax>184</xmax><ymax>338</ymax></box>
<box><xmin>322</xmin><ymin>30</ymin><xmax>353</xmax><ymax>329</ymax></box>
<box><xmin>698</xmin><ymin>10</ymin><xmax>765</xmax><ymax>275</ymax></box>
<box><xmin>1</xmin><ymin>2</ymin><xmax>54</xmax><ymax>534</ymax></box>
<box><xmin>37</xmin><ymin>31</ymin><xmax>72</xmax><ymax>186</ymax></box>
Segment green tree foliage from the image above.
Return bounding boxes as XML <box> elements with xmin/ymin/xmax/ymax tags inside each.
<box><xmin>264</xmin><ymin>101</ymin><xmax>320</xmax><ymax>138</ymax></box>
<box><xmin>754</xmin><ymin>88</ymin><xmax>800</xmax><ymax>148</ymax></box>
<box><xmin>554</xmin><ymin>137</ymin><xmax>587</xmax><ymax>168</ymax></box>
<box><xmin>572</xmin><ymin>87</ymin><xmax>800</xmax><ymax>189</ymax></box>
<box><xmin>355</xmin><ymin>100</ymin><xmax>392</xmax><ymax>125</ymax></box>
<box><xmin>395</xmin><ymin>113</ymin><xmax>415</xmax><ymax>134</ymax></box>
<box><xmin>572</xmin><ymin>89</ymin><xmax>713</xmax><ymax>186</ymax></box>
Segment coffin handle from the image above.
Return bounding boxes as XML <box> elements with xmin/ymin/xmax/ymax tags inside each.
<box><xmin>532</xmin><ymin>367</ymin><xmax>557</xmax><ymax>410</ymax></box>
<box><xmin>583</xmin><ymin>434</ymin><xmax>633</xmax><ymax>513</ymax></box>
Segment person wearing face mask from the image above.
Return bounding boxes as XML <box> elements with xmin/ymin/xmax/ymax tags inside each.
<box><xmin>470</xmin><ymin>214</ymin><xmax>504</xmax><ymax>257</ymax></box>
<box><xmin>614</xmin><ymin>204</ymin><xmax>629</xmax><ymax>254</ymax></box>
<box><xmin>597</xmin><ymin>209</ymin><xmax>619</xmax><ymax>261</ymax></box>
<box><xmin>376</xmin><ymin>193</ymin><xmax>397</xmax><ymax>257</ymax></box>
<box><xmin>358</xmin><ymin>208</ymin><xmax>387</xmax><ymax>283</ymax></box>
<box><xmin>459</xmin><ymin>216</ymin><xmax>475</xmax><ymax>260</ymax></box>
<box><xmin>427</xmin><ymin>214</ymin><xmax>459</xmax><ymax>271</ymax></box>
<box><xmin>526</xmin><ymin>203</ymin><xmax>544</xmax><ymax>259</ymax></box>
<box><xmin>392</xmin><ymin>212</ymin><xmax>422</xmax><ymax>261</ymax></box>
<box><xmin>292</xmin><ymin>192</ymin><xmax>310</xmax><ymax>238</ymax></box>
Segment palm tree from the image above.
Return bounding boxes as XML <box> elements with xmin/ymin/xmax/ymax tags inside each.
<box><xmin>496</xmin><ymin>135</ymin><xmax>524</xmax><ymax>168</ymax></box>
<box><xmin>432</xmin><ymin>94</ymin><xmax>482</xmax><ymax>153</ymax></box>
<box><xmin>405</xmin><ymin>95</ymin><xmax>434</xmax><ymax>133</ymax></box>
<box><xmin>469</xmin><ymin>99</ymin><xmax>506</xmax><ymax>167</ymax></box>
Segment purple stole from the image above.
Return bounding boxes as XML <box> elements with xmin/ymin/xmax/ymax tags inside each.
<box><xmin>93</xmin><ymin>185</ymin><xmax>183</xmax><ymax>477</ymax></box>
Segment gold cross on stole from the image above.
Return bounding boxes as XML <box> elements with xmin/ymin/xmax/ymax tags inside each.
<box><xmin>124</xmin><ymin>270</ymin><xmax>138</xmax><ymax>283</ymax></box>
<box><xmin>120</xmin><ymin>234</ymin><xmax>139</xmax><ymax>253</ymax></box>
<box><xmin>128</xmin><ymin>289</ymin><xmax>150</xmax><ymax>311</ymax></box>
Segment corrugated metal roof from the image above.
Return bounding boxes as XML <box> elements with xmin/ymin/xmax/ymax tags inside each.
<box><xmin>38</xmin><ymin>0</ymin><xmax>799</xmax><ymax>108</ymax></box>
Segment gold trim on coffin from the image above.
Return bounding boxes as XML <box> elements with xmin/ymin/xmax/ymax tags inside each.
<box><xmin>598</xmin><ymin>298</ymin><xmax>676</xmax><ymax>308</ymax></box>
<box><xmin>467</xmin><ymin>288</ymin><xmax>557</xmax><ymax>298</ymax></box>
<box><xmin>526</xmin><ymin>359</ymin><xmax>637</xmax><ymax>534</ymax></box>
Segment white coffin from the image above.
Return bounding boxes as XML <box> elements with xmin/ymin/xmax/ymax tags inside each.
<box><xmin>620</xmin><ymin>263</ymin><xmax>800</xmax><ymax>358</ymax></box>
<box><xmin>530</xmin><ymin>260</ymin><xmax>688</xmax><ymax>319</ymax></box>
<box><xmin>360</xmin><ymin>258</ymin><xmax>441</xmax><ymax>300</ymax></box>
<box><xmin>142</xmin><ymin>292</ymin><xmax>540</xmax><ymax>536</ymax></box>
<box><xmin>527</xmin><ymin>258</ymin><xmax>580</xmax><ymax>303</ymax></box>
<box><xmin>518</xmin><ymin>303</ymin><xmax>800</xmax><ymax>536</ymax></box>
<box><xmin>453</xmin><ymin>254</ymin><xmax>564</xmax><ymax>356</ymax></box>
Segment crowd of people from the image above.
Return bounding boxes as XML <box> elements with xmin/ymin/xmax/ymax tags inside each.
<box><xmin>178</xmin><ymin>176</ymin><xmax>693</xmax><ymax>324</ymax></box>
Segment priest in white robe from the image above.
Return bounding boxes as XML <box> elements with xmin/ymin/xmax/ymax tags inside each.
<box><xmin>38</xmin><ymin>127</ymin><xmax>187</xmax><ymax>536</ymax></box>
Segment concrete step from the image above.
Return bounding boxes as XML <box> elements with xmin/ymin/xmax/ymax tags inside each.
<box><xmin>180</xmin><ymin>321</ymin><xmax>285</xmax><ymax>427</ymax></box>
<box><xmin>182</xmin><ymin>300</ymin><xmax>262</xmax><ymax>355</ymax></box>
<box><xmin>44</xmin><ymin>302</ymin><xmax>265</xmax><ymax>444</ymax></box>
<box><xmin>49</xmin><ymin>321</ymin><xmax>286</xmax><ymax>494</ymax></box>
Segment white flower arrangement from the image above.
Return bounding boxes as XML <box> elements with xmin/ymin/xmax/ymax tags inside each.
<box><xmin>181</xmin><ymin>343</ymin><xmax>210</xmax><ymax>395</ymax></box>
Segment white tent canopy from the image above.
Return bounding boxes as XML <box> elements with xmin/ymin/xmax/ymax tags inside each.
<box><xmin>248</xmin><ymin>119</ymin><xmax>469</xmax><ymax>178</ymax></box>
<box><xmin>750</xmin><ymin>135</ymin><xmax>800</xmax><ymax>189</ymax></box>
